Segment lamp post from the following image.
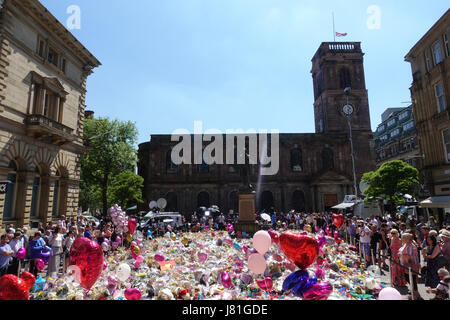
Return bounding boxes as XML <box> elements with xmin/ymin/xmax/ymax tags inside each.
<box><xmin>343</xmin><ymin>87</ymin><xmax>358</xmax><ymax>197</ymax></box>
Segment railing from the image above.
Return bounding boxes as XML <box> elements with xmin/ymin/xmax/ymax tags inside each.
<box><xmin>25</xmin><ymin>114</ymin><xmax>74</xmax><ymax>137</ymax></box>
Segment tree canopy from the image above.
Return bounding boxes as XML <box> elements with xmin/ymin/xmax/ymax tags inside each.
<box><xmin>361</xmin><ymin>160</ymin><xmax>419</xmax><ymax>212</ymax></box>
<box><xmin>80</xmin><ymin>117</ymin><xmax>139</xmax><ymax>215</ymax></box>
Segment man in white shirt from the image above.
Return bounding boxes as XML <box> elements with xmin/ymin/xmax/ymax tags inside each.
<box><xmin>359</xmin><ymin>223</ymin><xmax>372</xmax><ymax>266</ymax></box>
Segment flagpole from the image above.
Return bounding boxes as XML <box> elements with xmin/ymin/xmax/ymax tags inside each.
<box><xmin>332</xmin><ymin>12</ymin><xmax>336</xmax><ymax>42</ymax></box>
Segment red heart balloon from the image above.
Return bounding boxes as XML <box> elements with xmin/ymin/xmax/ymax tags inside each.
<box><xmin>0</xmin><ymin>274</ymin><xmax>29</xmax><ymax>300</ymax></box>
<box><xmin>257</xmin><ymin>278</ymin><xmax>273</xmax><ymax>291</ymax></box>
<box><xmin>332</xmin><ymin>214</ymin><xmax>344</xmax><ymax>229</ymax></box>
<box><xmin>279</xmin><ymin>232</ymin><xmax>319</xmax><ymax>270</ymax></box>
<box><xmin>69</xmin><ymin>237</ymin><xmax>104</xmax><ymax>290</ymax></box>
<box><xmin>268</xmin><ymin>230</ymin><xmax>279</xmax><ymax>245</ymax></box>
<box><xmin>128</xmin><ymin>218</ymin><xmax>137</xmax><ymax>235</ymax></box>
<box><xmin>20</xmin><ymin>271</ymin><xmax>36</xmax><ymax>290</ymax></box>
<box><xmin>124</xmin><ymin>288</ymin><xmax>142</xmax><ymax>300</ymax></box>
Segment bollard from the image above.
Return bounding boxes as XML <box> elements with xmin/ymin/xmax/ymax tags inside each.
<box><xmin>17</xmin><ymin>260</ymin><xmax>21</xmax><ymax>277</ymax></box>
<box><xmin>389</xmin><ymin>259</ymin><xmax>393</xmax><ymax>286</ymax></box>
<box><xmin>409</xmin><ymin>267</ymin><xmax>414</xmax><ymax>300</ymax></box>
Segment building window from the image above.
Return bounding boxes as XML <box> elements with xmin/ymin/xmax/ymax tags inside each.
<box><xmin>52</xmin><ymin>179</ymin><xmax>59</xmax><ymax>217</ymax></box>
<box><xmin>166</xmin><ymin>150</ymin><xmax>178</xmax><ymax>173</ymax></box>
<box><xmin>398</xmin><ymin>111</ymin><xmax>409</xmax><ymax>121</ymax></box>
<box><xmin>37</xmin><ymin>38</ymin><xmax>46</xmax><ymax>58</ymax></box>
<box><xmin>3</xmin><ymin>161</ymin><xmax>17</xmax><ymax>220</ymax></box>
<box><xmin>425</xmin><ymin>51</ymin><xmax>432</xmax><ymax>72</ymax></box>
<box><xmin>47</xmin><ymin>46</ymin><xmax>59</xmax><ymax>67</ymax></box>
<box><xmin>377</xmin><ymin>125</ymin><xmax>385</xmax><ymax>133</ymax></box>
<box><xmin>403</xmin><ymin>121</ymin><xmax>414</xmax><ymax>132</ymax></box>
<box><xmin>391</xmin><ymin>128</ymin><xmax>400</xmax><ymax>137</ymax></box>
<box><xmin>445</xmin><ymin>34</ymin><xmax>450</xmax><ymax>57</ymax></box>
<box><xmin>321</xmin><ymin>147</ymin><xmax>334</xmax><ymax>171</ymax></box>
<box><xmin>290</xmin><ymin>149</ymin><xmax>303</xmax><ymax>172</ymax></box>
<box><xmin>443</xmin><ymin>129</ymin><xmax>450</xmax><ymax>163</ymax></box>
<box><xmin>432</xmin><ymin>41</ymin><xmax>444</xmax><ymax>65</ymax></box>
<box><xmin>339</xmin><ymin>68</ymin><xmax>352</xmax><ymax>89</ymax></box>
<box><xmin>30</xmin><ymin>168</ymin><xmax>41</xmax><ymax>219</ymax></box>
<box><xmin>380</xmin><ymin>135</ymin><xmax>388</xmax><ymax>142</ymax></box>
<box><xmin>61</xmin><ymin>58</ymin><xmax>67</xmax><ymax>74</ymax></box>
<box><xmin>435</xmin><ymin>82</ymin><xmax>446</xmax><ymax>113</ymax></box>
<box><xmin>387</xmin><ymin>119</ymin><xmax>396</xmax><ymax>127</ymax></box>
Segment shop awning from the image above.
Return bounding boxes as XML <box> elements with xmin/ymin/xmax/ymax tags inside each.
<box><xmin>332</xmin><ymin>203</ymin><xmax>356</xmax><ymax>210</ymax></box>
<box><xmin>419</xmin><ymin>196</ymin><xmax>450</xmax><ymax>208</ymax></box>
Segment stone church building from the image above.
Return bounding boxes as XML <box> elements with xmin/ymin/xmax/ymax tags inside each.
<box><xmin>0</xmin><ymin>0</ymin><xmax>100</xmax><ymax>229</ymax></box>
<box><xmin>138</xmin><ymin>42</ymin><xmax>375</xmax><ymax>215</ymax></box>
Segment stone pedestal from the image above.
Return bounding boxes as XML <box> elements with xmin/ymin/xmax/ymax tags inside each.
<box><xmin>234</xmin><ymin>192</ymin><xmax>260</xmax><ymax>235</ymax></box>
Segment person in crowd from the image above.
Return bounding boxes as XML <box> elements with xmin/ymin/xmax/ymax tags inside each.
<box><xmin>64</xmin><ymin>229</ymin><xmax>76</xmax><ymax>273</ymax></box>
<box><xmin>47</xmin><ymin>227</ymin><xmax>64</xmax><ymax>278</ymax></box>
<box><xmin>428</xmin><ymin>216</ymin><xmax>437</xmax><ymax>230</ymax></box>
<box><xmin>379</xmin><ymin>223</ymin><xmax>390</xmax><ymax>269</ymax></box>
<box><xmin>37</xmin><ymin>222</ymin><xmax>45</xmax><ymax>234</ymax></box>
<box><xmin>399</xmin><ymin>223</ymin><xmax>407</xmax><ymax>236</ymax></box>
<box><xmin>84</xmin><ymin>225</ymin><xmax>92</xmax><ymax>239</ymax></box>
<box><xmin>440</xmin><ymin>229</ymin><xmax>450</xmax><ymax>270</ymax></box>
<box><xmin>58</xmin><ymin>215</ymin><xmax>67</xmax><ymax>229</ymax></box>
<box><xmin>389</xmin><ymin>229</ymin><xmax>407</xmax><ymax>286</ymax></box>
<box><xmin>423</xmin><ymin>234</ymin><xmax>444</xmax><ymax>289</ymax></box>
<box><xmin>43</xmin><ymin>229</ymin><xmax>52</xmax><ymax>246</ymax></box>
<box><xmin>399</xmin><ymin>233</ymin><xmax>422</xmax><ymax>300</ymax></box>
<box><xmin>29</xmin><ymin>232</ymin><xmax>48</xmax><ymax>276</ymax></box>
<box><xmin>426</xmin><ymin>269</ymin><xmax>450</xmax><ymax>300</ymax></box>
<box><xmin>370</xmin><ymin>224</ymin><xmax>382</xmax><ymax>268</ymax></box>
<box><xmin>0</xmin><ymin>234</ymin><xmax>14</xmax><ymax>277</ymax></box>
<box><xmin>359</xmin><ymin>222</ymin><xmax>372</xmax><ymax>267</ymax></box>
<box><xmin>7</xmin><ymin>232</ymin><xmax>24</xmax><ymax>275</ymax></box>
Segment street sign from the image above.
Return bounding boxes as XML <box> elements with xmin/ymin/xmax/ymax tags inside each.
<box><xmin>0</xmin><ymin>181</ymin><xmax>8</xmax><ymax>195</ymax></box>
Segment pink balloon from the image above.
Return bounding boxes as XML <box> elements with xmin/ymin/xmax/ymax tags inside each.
<box><xmin>16</xmin><ymin>248</ymin><xmax>26</xmax><ymax>260</ymax></box>
<box><xmin>252</xmin><ymin>231</ymin><xmax>272</xmax><ymax>255</ymax></box>
<box><xmin>136</xmin><ymin>255</ymin><xmax>144</xmax><ymax>263</ymax></box>
<box><xmin>247</xmin><ymin>253</ymin><xmax>267</xmax><ymax>275</ymax></box>
<box><xmin>378</xmin><ymin>287</ymin><xmax>402</xmax><ymax>300</ymax></box>
<box><xmin>303</xmin><ymin>283</ymin><xmax>333</xmax><ymax>300</ymax></box>
<box><xmin>115</xmin><ymin>237</ymin><xmax>121</xmax><ymax>243</ymax></box>
<box><xmin>197</xmin><ymin>252</ymin><xmax>208</xmax><ymax>264</ymax></box>
<box><xmin>257</xmin><ymin>278</ymin><xmax>273</xmax><ymax>291</ymax></box>
<box><xmin>103</xmin><ymin>260</ymin><xmax>107</xmax><ymax>270</ymax></box>
<box><xmin>221</xmin><ymin>271</ymin><xmax>233</xmax><ymax>288</ymax></box>
<box><xmin>272</xmin><ymin>254</ymin><xmax>283</xmax><ymax>262</ymax></box>
<box><xmin>35</xmin><ymin>259</ymin><xmax>45</xmax><ymax>271</ymax></box>
<box><xmin>128</xmin><ymin>218</ymin><xmax>137</xmax><ymax>235</ymax></box>
<box><xmin>134</xmin><ymin>261</ymin><xmax>141</xmax><ymax>269</ymax></box>
<box><xmin>124</xmin><ymin>288</ymin><xmax>142</xmax><ymax>300</ymax></box>
<box><xmin>154</xmin><ymin>254</ymin><xmax>164</xmax><ymax>262</ymax></box>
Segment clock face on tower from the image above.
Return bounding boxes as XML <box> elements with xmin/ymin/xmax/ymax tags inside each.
<box><xmin>342</xmin><ymin>104</ymin><xmax>354</xmax><ymax>116</ymax></box>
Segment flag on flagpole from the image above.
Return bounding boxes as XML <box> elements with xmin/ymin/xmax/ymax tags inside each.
<box><xmin>336</xmin><ymin>32</ymin><xmax>348</xmax><ymax>37</ymax></box>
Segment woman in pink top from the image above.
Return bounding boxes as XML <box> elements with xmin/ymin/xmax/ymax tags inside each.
<box><xmin>399</xmin><ymin>233</ymin><xmax>422</xmax><ymax>300</ymax></box>
<box><xmin>390</xmin><ymin>229</ymin><xmax>407</xmax><ymax>286</ymax></box>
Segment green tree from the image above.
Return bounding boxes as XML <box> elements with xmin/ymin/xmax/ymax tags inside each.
<box><xmin>109</xmin><ymin>171</ymin><xmax>144</xmax><ymax>209</ymax></box>
<box><xmin>81</xmin><ymin>117</ymin><xmax>138</xmax><ymax>215</ymax></box>
<box><xmin>362</xmin><ymin>160</ymin><xmax>419</xmax><ymax>214</ymax></box>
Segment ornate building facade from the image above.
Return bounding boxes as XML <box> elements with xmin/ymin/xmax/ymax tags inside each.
<box><xmin>405</xmin><ymin>9</ymin><xmax>450</xmax><ymax>221</ymax></box>
<box><xmin>0</xmin><ymin>0</ymin><xmax>100</xmax><ymax>229</ymax></box>
<box><xmin>138</xmin><ymin>42</ymin><xmax>375</xmax><ymax>216</ymax></box>
<box><xmin>374</xmin><ymin>106</ymin><xmax>420</xmax><ymax>168</ymax></box>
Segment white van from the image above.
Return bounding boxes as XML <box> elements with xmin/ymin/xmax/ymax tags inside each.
<box><xmin>140</xmin><ymin>212</ymin><xmax>183</xmax><ymax>229</ymax></box>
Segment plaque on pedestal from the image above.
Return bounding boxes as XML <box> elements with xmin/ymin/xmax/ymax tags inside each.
<box><xmin>234</xmin><ymin>191</ymin><xmax>260</xmax><ymax>235</ymax></box>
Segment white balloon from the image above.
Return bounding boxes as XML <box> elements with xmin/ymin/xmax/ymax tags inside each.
<box><xmin>116</xmin><ymin>263</ymin><xmax>131</xmax><ymax>282</ymax></box>
<box><xmin>67</xmin><ymin>265</ymin><xmax>82</xmax><ymax>284</ymax></box>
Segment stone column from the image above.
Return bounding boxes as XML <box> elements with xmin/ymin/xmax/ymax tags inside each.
<box><xmin>21</xmin><ymin>174</ymin><xmax>34</xmax><ymax>228</ymax></box>
<box><xmin>0</xmin><ymin>172</ymin><xmax>7</xmax><ymax>228</ymax></box>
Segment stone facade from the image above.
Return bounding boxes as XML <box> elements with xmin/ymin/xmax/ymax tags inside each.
<box><xmin>138</xmin><ymin>42</ymin><xmax>376</xmax><ymax>216</ymax></box>
<box><xmin>405</xmin><ymin>9</ymin><xmax>450</xmax><ymax>221</ymax></box>
<box><xmin>0</xmin><ymin>0</ymin><xmax>100</xmax><ymax>229</ymax></box>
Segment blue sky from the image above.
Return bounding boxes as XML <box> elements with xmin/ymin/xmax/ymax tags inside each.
<box><xmin>41</xmin><ymin>0</ymin><xmax>449</xmax><ymax>144</ymax></box>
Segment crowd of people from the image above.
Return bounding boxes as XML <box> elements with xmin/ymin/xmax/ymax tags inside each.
<box><xmin>1</xmin><ymin>209</ymin><xmax>449</xmax><ymax>300</ymax></box>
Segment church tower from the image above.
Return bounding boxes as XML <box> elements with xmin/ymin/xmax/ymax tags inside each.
<box><xmin>311</xmin><ymin>42</ymin><xmax>375</xmax><ymax>189</ymax></box>
<box><xmin>311</xmin><ymin>42</ymin><xmax>372</xmax><ymax>134</ymax></box>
